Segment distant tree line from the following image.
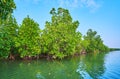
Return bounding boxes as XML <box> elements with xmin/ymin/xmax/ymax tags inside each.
<box><xmin>109</xmin><ymin>48</ymin><xmax>120</xmax><ymax>51</ymax></box>
<box><xmin>0</xmin><ymin>0</ymin><xmax>109</xmax><ymax>60</ymax></box>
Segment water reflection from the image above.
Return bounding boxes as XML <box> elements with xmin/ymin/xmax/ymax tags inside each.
<box><xmin>0</xmin><ymin>58</ymin><xmax>80</xmax><ymax>79</ymax></box>
<box><xmin>36</xmin><ymin>72</ymin><xmax>45</xmax><ymax>79</ymax></box>
<box><xmin>76</xmin><ymin>62</ymin><xmax>92</xmax><ymax>79</ymax></box>
<box><xmin>76</xmin><ymin>53</ymin><xmax>106</xmax><ymax>79</ymax></box>
<box><xmin>0</xmin><ymin>51</ymin><xmax>120</xmax><ymax>79</ymax></box>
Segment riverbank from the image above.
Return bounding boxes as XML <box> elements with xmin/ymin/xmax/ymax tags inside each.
<box><xmin>1</xmin><ymin>47</ymin><xmax>117</xmax><ymax>61</ymax></box>
<box><xmin>0</xmin><ymin>50</ymin><xmax>107</xmax><ymax>61</ymax></box>
<box><xmin>110</xmin><ymin>48</ymin><xmax>120</xmax><ymax>51</ymax></box>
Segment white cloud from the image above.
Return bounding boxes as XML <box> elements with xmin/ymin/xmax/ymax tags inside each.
<box><xmin>34</xmin><ymin>0</ymin><xmax>40</xmax><ymax>2</ymax></box>
<box><xmin>33</xmin><ymin>0</ymin><xmax>41</xmax><ymax>4</ymax></box>
<box><xmin>16</xmin><ymin>0</ymin><xmax>41</xmax><ymax>4</ymax></box>
<box><xmin>81</xmin><ymin>0</ymin><xmax>101</xmax><ymax>12</ymax></box>
<box><xmin>59</xmin><ymin>0</ymin><xmax>79</xmax><ymax>8</ymax></box>
<box><xmin>15</xmin><ymin>0</ymin><xmax>102</xmax><ymax>12</ymax></box>
<box><xmin>58</xmin><ymin>0</ymin><xmax>102</xmax><ymax>12</ymax></box>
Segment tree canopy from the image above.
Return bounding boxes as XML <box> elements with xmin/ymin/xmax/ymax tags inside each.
<box><xmin>0</xmin><ymin>0</ymin><xmax>16</xmax><ymax>20</ymax></box>
<box><xmin>83</xmin><ymin>29</ymin><xmax>109</xmax><ymax>53</ymax></box>
<box><xmin>0</xmin><ymin>15</ymin><xmax>18</xmax><ymax>58</ymax></box>
<box><xmin>41</xmin><ymin>8</ymin><xmax>82</xmax><ymax>59</ymax></box>
<box><xmin>0</xmin><ymin>1</ymin><xmax>109</xmax><ymax>60</ymax></box>
<box><xmin>15</xmin><ymin>16</ymin><xmax>41</xmax><ymax>58</ymax></box>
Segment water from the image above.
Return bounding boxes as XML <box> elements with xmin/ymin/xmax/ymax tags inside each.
<box><xmin>0</xmin><ymin>51</ymin><xmax>120</xmax><ymax>79</ymax></box>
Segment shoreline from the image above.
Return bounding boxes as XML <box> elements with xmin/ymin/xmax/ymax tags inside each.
<box><xmin>1</xmin><ymin>49</ymin><xmax>120</xmax><ymax>61</ymax></box>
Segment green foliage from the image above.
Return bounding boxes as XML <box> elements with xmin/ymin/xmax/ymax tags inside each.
<box><xmin>83</xmin><ymin>29</ymin><xmax>109</xmax><ymax>53</ymax></box>
<box><xmin>15</xmin><ymin>16</ymin><xmax>41</xmax><ymax>57</ymax></box>
<box><xmin>0</xmin><ymin>27</ymin><xmax>11</xmax><ymax>58</ymax></box>
<box><xmin>41</xmin><ymin>8</ymin><xmax>82</xmax><ymax>59</ymax></box>
<box><xmin>0</xmin><ymin>6</ymin><xmax>109</xmax><ymax>59</ymax></box>
<box><xmin>0</xmin><ymin>0</ymin><xmax>16</xmax><ymax>20</ymax></box>
<box><xmin>110</xmin><ymin>48</ymin><xmax>120</xmax><ymax>51</ymax></box>
<box><xmin>4</xmin><ymin>15</ymin><xmax>19</xmax><ymax>54</ymax></box>
<box><xmin>0</xmin><ymin>15</ymin><xmax>18</xmax><ymax>58</ymax></box>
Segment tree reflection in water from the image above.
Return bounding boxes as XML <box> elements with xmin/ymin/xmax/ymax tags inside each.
<box><xmin>0</xmin><ymin>52</ymin><xmax>107</xmax><ymax>79</ymax></box>
<box><xmin>76</xmin><ymin>53</ymin><xmax>106</xmax><ymax>79</ymax></box>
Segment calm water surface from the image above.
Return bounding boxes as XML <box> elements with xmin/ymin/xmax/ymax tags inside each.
<box><xmin>0</xmin><ymin>51</ymin><xmax>120</xmax><ymax>79</ymax></box>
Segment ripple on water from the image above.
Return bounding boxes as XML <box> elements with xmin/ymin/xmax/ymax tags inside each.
<box><xmin>36</xmin><ymin>72</ymin><xmax>45</xmax><ymax>79</ymax></box>
<box><xmin>100</xmin><ymin>51</ymin><xmax>120</xmax><ymax>79</ymax></box>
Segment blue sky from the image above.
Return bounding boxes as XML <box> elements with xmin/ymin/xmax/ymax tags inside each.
<box><xmin>13</xmin><ymin>0</ymin><xmax>120</xmax><ymax>48</ymax></box>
